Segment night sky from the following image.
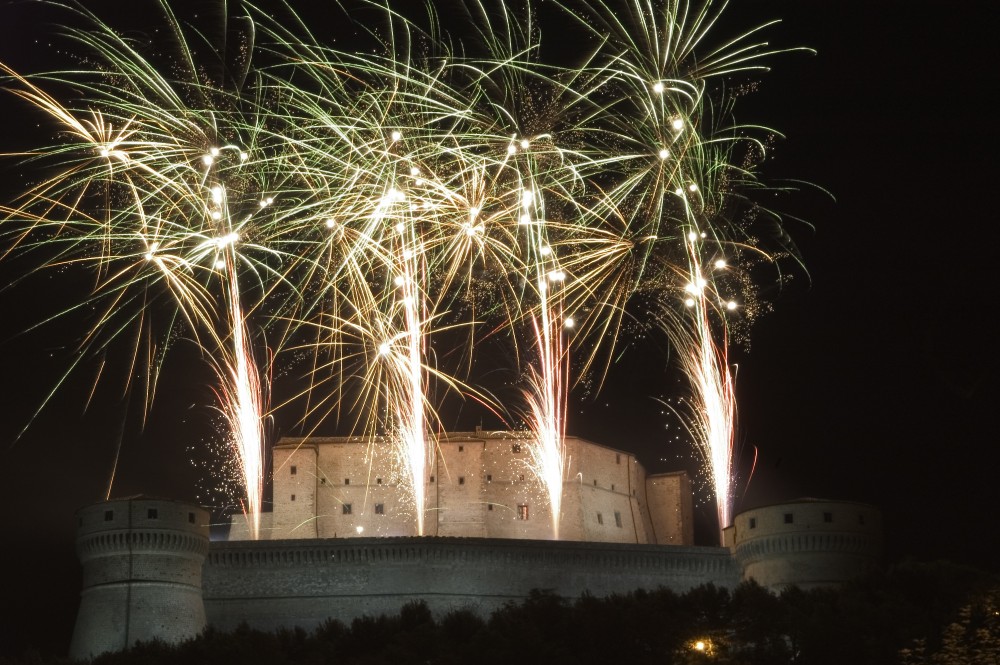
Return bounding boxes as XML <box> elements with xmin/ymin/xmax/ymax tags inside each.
<box><xmin>0</xmin><ymin>0</ymin><xmax>995</xmax><ymax>657</ymax></box>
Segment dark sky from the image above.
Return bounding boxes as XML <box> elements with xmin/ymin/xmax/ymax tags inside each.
<box><xmin>1</xmin><ymin>0</ymin><xmax>996</xmax><ymax>657</ymax></box>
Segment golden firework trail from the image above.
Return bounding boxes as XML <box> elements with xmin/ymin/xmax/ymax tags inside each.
<box><xmin>1</xmin><ymin>0</ymin><xmax>810</xmax><ymax>537</ymax></box>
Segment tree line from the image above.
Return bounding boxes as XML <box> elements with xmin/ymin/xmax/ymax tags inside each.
<box><xmin>4</xmin><ymin>559</ymin><xmax>997</xmax><ymax>665</ymax></box>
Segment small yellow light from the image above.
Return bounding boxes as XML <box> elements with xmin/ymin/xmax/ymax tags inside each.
<box><xmin>653</xmin><ymin>81</ymin><xmax>665</xmax><ymax>93</ymax></box>
<box><xmin>658</xmin><ymin>148</ymin><xmax>670</xmax><ymax>159</ymax></box>
<box><xmin>672</xmin><ymin>118</ymin><xmax>684</xmax><ymax>130</ymax></box>
<box><xmin>390</xmin><ymin>130</ymin><xmax>402</xmax><ymax>141</ymax></box>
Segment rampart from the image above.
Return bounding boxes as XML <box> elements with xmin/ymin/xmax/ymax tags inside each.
<box><xmin>202</xmin><ymin>536</ymin><xmax>741</xmax><ymax>631</ymax></box>
<box><xmin>69</xmin><ymin>497</ymin><xmax>210</xmax><ymax>660</ymax></box>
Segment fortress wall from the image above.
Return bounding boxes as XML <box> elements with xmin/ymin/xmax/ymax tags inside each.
<box><xmin>70</xmin><ymin>498</ymin><xmax>210</xmax><ymax>660</ymax></box>
<box><xmin>477</xmin><ymin>437</ymin><xmax>554</xmax><ymax>539</ymax></box>
<box><xmin>272</xmin><ymin>444</ymin><xmax>318</xmax><ymax>538</ymax></box>
<box><xmin>259</xmin><ymin>434</ymin><xmax>679</xmax><ymax>544</ymax></box>
<box><xmin>434</xmin><ymin>438</ymin><xmax>489</xmax><ymax>537</ymax></box>
<box><xmin>646</xmin><ymin>472</ymin><xmax>695</xmax><ymax>545</ymax></box>
<box><xmin>731</xmin><ymin>500</ymin><xmax>883</xmax><ymax>591</ymax></box>
<box><xmin>202</xmin><ymin>537</ymin><xmax>741</xmax><ymax>632</ymax></box>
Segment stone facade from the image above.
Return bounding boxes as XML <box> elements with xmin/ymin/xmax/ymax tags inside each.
<box><xmin>235</xmin><ymin>431</ymin><xmax>694</xmax><ymax>545</ymax></box>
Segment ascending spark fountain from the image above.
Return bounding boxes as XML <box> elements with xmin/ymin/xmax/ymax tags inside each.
<box><xmin>519</xmin><ymin>186</ymin><xmax>570</xmax><ymax>539</ymax></box>
<box><xmin>391</xmin><ymin>213</ymin><xmax>433</xmax><ymax>536</ymax></box>
<box><xmin>1</xmin><ymin>0</ymin><xmax>809</xmax><ymax>540</ymax></box>
<box><xmin>215</xmin><ymin>248</ymin><xmax>267</xmax><ymax>540</ymax></box>
<box><xmin>672</xmin><ymin>229</ymin><xmax>737</xmax><ymax>535</ymax></box>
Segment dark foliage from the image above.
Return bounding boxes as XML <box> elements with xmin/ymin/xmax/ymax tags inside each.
<box><xmin>3</xmin><ymin>561</ymin><xmax>996</xmax><ymax>665</ymax></box>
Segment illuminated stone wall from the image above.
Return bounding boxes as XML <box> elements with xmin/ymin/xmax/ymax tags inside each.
<box><xmin>201</xmin><ymin>537</ymin><xmax>741</xmax><ymax>632</ymax></box>
<box><xmin>248</xmin><ymin>431</ymin><xmax>693</xmax><ymax>545</ymax></box>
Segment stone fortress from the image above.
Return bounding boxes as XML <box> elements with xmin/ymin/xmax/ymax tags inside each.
<box><xmin>69</xmin><ymin>431</ymin><xmax>884</xmax><ymax>660</ymax></box>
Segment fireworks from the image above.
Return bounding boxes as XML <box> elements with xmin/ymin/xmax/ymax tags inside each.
<box><xmin>1</xmin><ymin>0</ymin><xmax>806</xmax><ymax>539</ymax></box>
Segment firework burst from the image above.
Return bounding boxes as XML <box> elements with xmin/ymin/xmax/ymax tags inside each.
<box><xmin>1</xmin><ymin>0</ymin><xmax>809</xmax><ymax>538</ymax></box>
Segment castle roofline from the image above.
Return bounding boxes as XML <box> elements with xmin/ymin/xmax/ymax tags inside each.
<box><xmin>273</xmin><ymin>430</ymin><xmax>642</xmax><ymax>459</ymax></box>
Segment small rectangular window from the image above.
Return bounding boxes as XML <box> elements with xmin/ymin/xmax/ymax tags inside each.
<box><xmin>611</xmin><ymin>484</ymin><xmax>615</xmax><ymax>491</ymax></box>
<box><xmin>104</xmin><ymin>510</ymin><xmax>114</xmax><ymax>521</ymax></box>
<box><xmin>616</xmin><ymin>453</ymin><xmax>621</xmax><ymax>464</ymax></box>
<box><xmin>488</xmin><ymin>504</ymin><xmax>494</xmax><ymax>511</ymax></box>
<box><xmin>147</xmin><ymin>508</ymin><xmax>158</xmax><ymax>519</ymax></box>
<box><xmin>291</xmin><ymin>494</ymin><xmax>296</xmax><ymax>502</ymax></box>
<box><xmin>512</xmin><ymin>443</ymin><xmax>521</xmax><ymax>453</ymax></box>
<box><xmin>749</xmin><ymin>517</ymin><xmax>757</xmax><ymax>529</ymax></box>
<box><xmin>823</xmin><ymin>512</ymin><xmax>833</xmax><ymax>523</ymax></box>
<box><xmin>375</xmin><ymin>503</ymin><xmax>384</xmax><ymax>515</ymax></box>
<box><xmin>291</xmin><ymin>465</ymin><xmax>297</xmax><ymax>475</ymax></box>
<box><xmin>458</xmin><ymin>445</ymin><xmax>464</xmax><ymax>452</ymax></box>
<box><xmin>344</xmin><ymin>478</ymin><xmax>350</xmax><ymax>485</ymax></box>
<box><xmin>343</xmin><ymin>504</ymin><xmax>352</xmax><ymax>515</ymax></box>
<box><xmin>188</xmin><ymin>512</ymin><xmax>196</xmax><ymax>524</ymax></box>
<box><xmin>459</xmin><ymin>476</ymin><xmax>465</xmax><ymax>485</ymax></box>
<box><xmin>430</xmin><ymin>475</ymin><xmax>435</xmax><ymax>483</ymax></box>
<box><xmin>486</xmin><ymin>474</ymin><xmax>492</xmax><ymax>482</ymax></box>
<box><xmin>321</xmin><ymin>478</ymin><xmax>326</xmax><ymax>484</ymax></box>
<box><xmin>593</xmin><ymin>479</ymin><xmax>597</xmax><ymax>486</ymax></box>
<box><xmin>376</xmin><ymin>478</ymin><xmax>382</xmax><ymax>484</ymax></box>
<box><xmin>614</xmin><ymin>511</ymin><xmax>623</xmax><ymax>528</ymax></box>
<box><xmin>597</xmin><ymin>512</ymin><xmax>604</xmax><ymax>525</ymax></box>
<box><xmin>517</xmin><ymin>504</ymin><xmax>529</xmax><ymax>520</ymax></box>
<box><xmin>519</xmin><ymin>474</ymin><xmax>525</xmax><ymax>481</ymax></box>
<box><xmin>784</xmin><ymin>513</ymin><xmax>794</xmax><ymax>524</ymax></box>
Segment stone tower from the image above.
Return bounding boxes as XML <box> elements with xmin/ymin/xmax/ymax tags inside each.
<box><xmin>69</xmin><ymin>497</ymin><xmax>210</xmax><ymax>660</ymax></box>
<box><xmin>727</xmin><ymin>498</ymin><xmax>883</xmax><ymax>591</ymax></box>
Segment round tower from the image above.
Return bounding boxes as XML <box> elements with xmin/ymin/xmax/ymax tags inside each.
<box><xmin>69</xmin><ymin>497</ymin><xmax>210</xmax><ymax>660</ymax></box>
<box><xmin>730</xmin><ymin>498</ymin><xmax>882</xmax><ymax>592</ymax></box>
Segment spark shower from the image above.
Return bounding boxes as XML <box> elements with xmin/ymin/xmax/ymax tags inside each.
<box><xmin>0</xmin><ymin>0</ymin><xmax>807</xmax><ymax>540</ymax></box>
